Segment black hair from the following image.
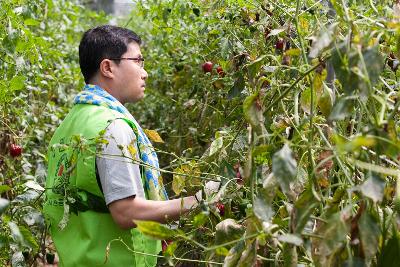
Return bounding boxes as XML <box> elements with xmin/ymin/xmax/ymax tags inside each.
<box><xmin>79</xmin><ymin>25</ymin><xmax>142</xmax><ymax>83</ymax></box>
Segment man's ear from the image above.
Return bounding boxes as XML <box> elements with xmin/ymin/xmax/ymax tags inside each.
<box><xmin>99</xmin><ymin>59</ymin><xmax>115</xmax><ymax>79</ymax></box>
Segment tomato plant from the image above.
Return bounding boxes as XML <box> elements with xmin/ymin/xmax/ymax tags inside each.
<box><xmin>2</xmin><ymin>0</ymin><xmax>400</xmax><ymax>266</ymax></box>
<box><xmin>126</xmin><ymin>0</ymin><xmax>400</xmax><ymax>266</ymax></box>
<box><xmin>0</xmin><ymin>0</ymin><xmax>106</xmax><ymax>265</ymax></box>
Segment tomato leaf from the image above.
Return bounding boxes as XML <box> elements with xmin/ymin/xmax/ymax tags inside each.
<box><xmin>134</xmin><ymin>220</ymin><xmax>183</xmax><ymax>240</ymax></box>
<box><xmin>272</xmin><ymin>144</ymin><xmax>297</xmax><ymax>194</ymax></box>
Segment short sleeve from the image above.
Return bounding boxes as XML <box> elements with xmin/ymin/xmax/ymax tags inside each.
<box><xmin>96</xmin><ymin>119</ymin><xmax>145</xmax><ymax>205</ymax></box>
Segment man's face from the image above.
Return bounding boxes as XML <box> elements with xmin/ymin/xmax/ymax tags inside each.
<box><xmin>114</xmin><ymin>42</ymin><xmax>148</xmax><ymax>104</ymax></box>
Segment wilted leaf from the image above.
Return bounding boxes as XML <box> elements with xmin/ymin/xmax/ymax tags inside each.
<box><xmin>278</xmin><ymin>234</ymin><xmax>303</xmax><ymax>246</ymax></box>
<box><xmin>215</xmin><ymin>219</ymin><xmax>245</xmax><ymax>245</ymax></box>
<box><xmin>143</xmin><ymin>129</ymin><xmax>164</xmax><ymax>143</ymax></box>
<box><xmin>228</xmin><ymin>74</ymin><xmax>244</xmax><ymax>99</ymax></box>
<box><xmin>236</xmin><ymin>239</ymin><xmax>257</xmax><ymax>267</ymax></box>
<box><xmin>312</xmin><ymin>212</ymin><xmax>349</xmax><ymax>260</ymax></box>
<box><xmin>358</xmin><ymin>211</ymin><xmax>380</xmax><ymax>262</ymax></box>
<box><xmin>309</xmin><ymin>24</ymin><xmax>337</xmax><ymax>58</ymax></box>
<box><xmin>360</xmin><ymin>172</ymin><xmax>385</xmax><ymax>203</ymax></box>
<box><xmin>243</xmin><ymin>93</ymin><xmax>264</xmax><ymax>128</ymax></box>
<box><xmin>209</xmin><ymin>137</ymin><xmax>224</xmax><ymax>156</ymax></box>
<box><xmin>293</xmin><ymin>189</ymin><xmax>318</xmax><ymax>233</ymax></box>
<box><xmin>358</xmin><ymin>46</ymin><xmax>384</xmax><ymax>95</ymax></box>
<box><xmin>331</xmin><ymin>44</ymin><xmax>359</xmax><ymax>95</ymax></box>
<box><xmin>25</xmin><ymin>180</ymin><xmax>45</xmax><ymax>191</ymax></box>
<box><xmin>329</xmin><ymin>97</ymin><xmax>353</xmax><ymax>121</ymax></box>
<box><xmin>267</xmin><ymin>28</ymin><xmax>285</xmax><ymax>37</ymax></box>
<box><xmin>13</xmin><ymin>190</ymin><xmax>40</xmax><ymax>204</ymax></box>
<box><xmin>253</xmin><ymin>194</ymin><xmax>274</xmax><ymax>222</ymax></box>
<box><xmin>11</xmin><ymin>251</ymin><xmax>25</xmax><ymax>267</ymax></box>
<box><xmin>223</xmin><ymin>240</ymin><xmax>246</xmax><ymax>267</ymax></box>
<box><xmin>247</xmin><ymin>55</ymin><xmax>266</xmax><ymax>81</ymax></box>
<box><xmin>0</xmin><ymin>198</ymin><xmax>10</xmax><ymax>214</ymax></box>
<box><xmin>134</xmin><ymin>220</ymin><xmax>183</xmax><ymax>240</ymax></box>
<box><xmin>272</xmin><ymin>144</ymin><xmax>297</xmax><ymax>194</ymax></box>
<box><xmin>8</xmin><ymin>221</ymin><xmax>24</xmax><ymax>245</ymax></box>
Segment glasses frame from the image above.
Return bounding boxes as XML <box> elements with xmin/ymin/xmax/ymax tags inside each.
<box><xmin>109</xmin><ymin>57</ymin><xmax>145</xmax><ymax>68</ymax></box>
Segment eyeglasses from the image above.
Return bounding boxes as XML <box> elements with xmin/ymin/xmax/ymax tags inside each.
<box><xmin>110</xmin><ymin>57</ymin><xmax>145</xmax><ymax>68</ymax></box>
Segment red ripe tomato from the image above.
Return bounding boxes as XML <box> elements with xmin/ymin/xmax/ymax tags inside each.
<box><xmin>275</xmin><ymin>39</ymin><xmax>285</xmax><ymax>51</ymax></box>
<box><xmin>216</xmin><ymin>202</ymin><xmax>225</xmax><ymax>216</ymax></box>
<box><xmin>202</xmin><ymin>61</ymin><xmax>213</xmax><ymax>73</ymax></box>
<box><xmin>216</xmin><ymin>66</ymin><xmax>225</xmax><ymax>77</ymax></box>
<box><xmin>9</xmin><ymin>144</ymin><xmax>22</xmax><ymax>157</ymax></box>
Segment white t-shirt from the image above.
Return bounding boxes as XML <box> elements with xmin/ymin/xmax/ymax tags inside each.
<box><xmin>96</xmin><ymin>119</ymin><xmax>145</xmax><ymax>205</ymax></box>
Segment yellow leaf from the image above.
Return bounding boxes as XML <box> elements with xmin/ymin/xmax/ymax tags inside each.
<box><xmin>285</xmin><ymin>48</ymin><xmax>301</xmax><ymax>56</ymax></box>
<box><xmin>144</xmin><ymin>129</ymin><xmax>164</xmax><ymax>143</ymax></box>
<box><xmin>172</xmin><ymin>162</ymin><xmax>202</xmax><ymax>195</ymax></box>
<box><xmin>172</xmin><ymin>171</ymin><xmax>185</xmax><ymax>195</ymax></box>
<box><xmin>299</xmin><ymin>17</ymin><xmax>309</xmax><ymax>31</ymax></box>
<box><xmin>312</xmin><ymin>68</ymin><xmax>327</xmax><ymax>99</ymax></box>
<box><xmin>127</xmin><ymin>143</ymin><xmax>137</xmax><ymax>158</ymax></box>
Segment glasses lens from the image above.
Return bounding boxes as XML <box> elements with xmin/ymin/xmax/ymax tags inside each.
<box><xmin>139</xmin><ymin>58</ymin><xmax>144</xmax><ymax>68</ymax></box>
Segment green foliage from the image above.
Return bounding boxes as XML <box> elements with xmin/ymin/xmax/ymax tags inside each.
<box><xmin>0</xmin><ymin>0</ymin><xmax>106</xmax><ymax>265</ymax></box>
<box><xmin>122</xmin><ymin>0</ymin><xmax>400</xmax><ymax>265</ymax></box>
<box><xmin>2</xmin><ymin>0</ymin><xmax>400</xmax><ymax>266</ymax></box>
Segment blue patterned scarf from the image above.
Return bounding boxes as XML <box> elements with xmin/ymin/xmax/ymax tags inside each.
<box><xmin>74</xmin><ymin>84</ymin><xmax>168</xmax><ymax>200</ymax></box>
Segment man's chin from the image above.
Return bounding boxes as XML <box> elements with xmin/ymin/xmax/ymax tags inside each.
<box><xmin>130</xmin><ymin>93</ymin><xmax>145</xmax><ymax>103</ymax></box>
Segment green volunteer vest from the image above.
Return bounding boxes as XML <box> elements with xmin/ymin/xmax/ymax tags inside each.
<box><xmin>43</xmin><ymin>104</ymin><xmax>161</xmax><ymax>267</ymax></box>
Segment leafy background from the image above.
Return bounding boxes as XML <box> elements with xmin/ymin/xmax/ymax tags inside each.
<box><xmin>2</xmin><ymin>0</ymin><xmax>400</xmax><ymax>266</ymax></box>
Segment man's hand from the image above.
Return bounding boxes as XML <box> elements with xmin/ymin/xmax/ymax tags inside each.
<box><xmin>108</xmin><ymin>180</ymin><xmax>221</xmax><ymax>230</ymax></box>
<box><xmin>109</xmin><ymin>195</ymin><xmax>197</xmax><ymax>229</ymax></box>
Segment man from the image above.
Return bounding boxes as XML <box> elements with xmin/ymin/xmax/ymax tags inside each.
<box><xmin>43</xmin><ymin>25</ymin><xmax>219</xmax><ymax>267</ymax></box>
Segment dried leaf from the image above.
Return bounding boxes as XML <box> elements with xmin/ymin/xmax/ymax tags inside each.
<box><xmin>143</xmin><ymin>129</ymin><xmax>164</xmax><ymax>143</ymax></box>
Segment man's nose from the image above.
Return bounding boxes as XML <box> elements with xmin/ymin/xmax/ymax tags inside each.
<box><xmin>142</xmin><ymin>69</ymin><xmax>148</xmax><ymax>80</ymax></box>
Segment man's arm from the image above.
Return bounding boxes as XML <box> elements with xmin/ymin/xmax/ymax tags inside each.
<box><xmin>108</xmin><ymin>196</ymin><xmax>197</xmax><ymax>229</ymax></box>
